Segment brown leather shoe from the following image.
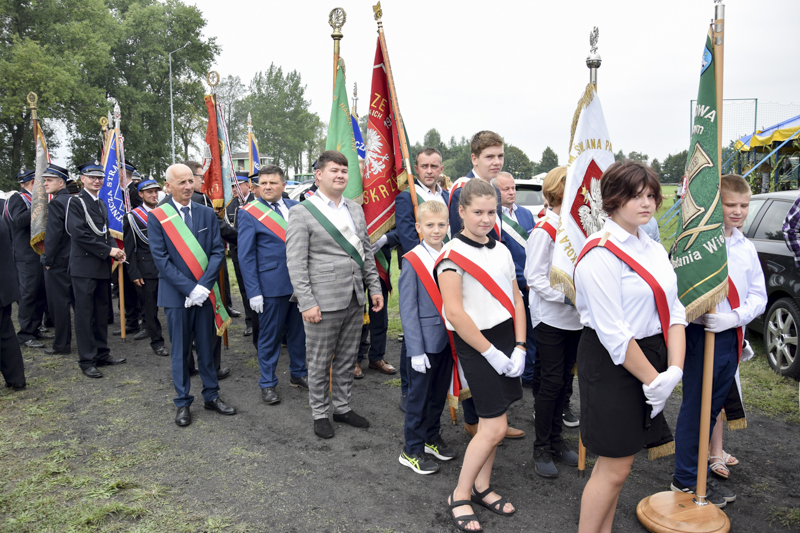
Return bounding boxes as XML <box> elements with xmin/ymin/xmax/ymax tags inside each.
<box><xmin>354</xmin><ymin>364</ymin><xmax>364</xmax><ymax>379</ymax></box>
<box><xmin>505</xmin><ymin>426</ymin><xmax>525</xmax><ymax>439</ymax></box>
<box><xmin>368</xmin><ymin>359</ymin><xmax>397</xmax><ymax>374</ymax></box>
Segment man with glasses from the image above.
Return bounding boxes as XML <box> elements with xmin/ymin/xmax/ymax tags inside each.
<box><xmin>67</xmin><ymin>161</ymin><xmax>127</xmax><ymax>378</ymax></box>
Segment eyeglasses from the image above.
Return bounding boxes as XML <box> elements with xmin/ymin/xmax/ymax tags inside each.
<box><xmin>193</xmin><ymin>173</ymin><xmax>203</xmax><ymax>178</ymax></box>
<box><xmin>84</xmin><ymin>176</ymin><xmax>104</xmax><ymax>182</ymax></box>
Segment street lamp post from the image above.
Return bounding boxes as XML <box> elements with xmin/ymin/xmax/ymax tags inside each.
<box><xmin>169</xmin><ymin>41</ymin><xmax>190</xmax><ymax>164</ymax></box>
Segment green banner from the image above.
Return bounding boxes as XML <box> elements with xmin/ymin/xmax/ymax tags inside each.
<box><xmin>326</xmin><ymin>58</ymin><xmax>362</xmax><ymax>201</ymax></box>
<box><xmin>670</xmin><ymin>30</ymin><xmax>728</xmax><ymax>322</ymax></box>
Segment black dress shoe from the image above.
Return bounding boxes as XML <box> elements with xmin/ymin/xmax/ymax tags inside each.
<box><xmin>112</xmin><ymin>326</ymin><xmax>139</xmax><ymax>335</ymax></box>
<box><xmin>36</xmin><ymin>332</ymin><xmax>55</xmax><ymax>340</ymax></box>
<box><xmin>243</xmin><ymin>326</ymin><xmax>253</xmax><ymax>337</ymax></box>
<box><xmin>82</xmin><ymin>366</ymin><xmax>103</xmax><ymax>378</ymax></box>
<box><xmin>5</xmin><ymin>381</ymin><xmax>26</xmax><ymax>391</ymax></box>
<box><xmin>227</xmin><ymin>307</ymin><xmax>242</xmax><ymax>317</ymax></box>
<box><xmin>189</xmin><ymin>368</ymin><xmax>199</xmax><ymax>376</ymax></box>
<box><xmin>153</xmin><ymin>346</ymin><xmax>169</xmax><ymax>356</ymax></box>
<box><xmin>314</xmin><ymin>418</ymin><xmax>334</xmax><ymax>439</ymax></box>
<box><xmin>289</xmin><ymin>375</ymin><xmax>309</xmax><ymax>390</ymax></box>
<box><xmin>175</xmin><ymin>406</ymin><xmax>191</xmax><ymax>426</ymax></box>
<box><xmin>96</xmin><ymin>356</ymin><xmax>126</xmax><ymax>366</ymax></box>
<box><xmin>133</xmin><ymin>330</ymin><xmax>149</xmax><ymax>341</ymax></box>
<box><xmin>44</xmin><ymin>347</ymin><xmax>70</xmax><ymax>355</ymax></box>
<box><xmin>38</xmin><ymin>325</ymin><xmax>50</xmax><ymax>333</ymax></box>
<box><xmin>21</xmin><ymin>339</ymin><xmax>45</xmax><ymax>348</ymax></box>
<box><xmin>204</xmin><ymin>397</ymin><xmax>236</xmax><ymax>415</ymax></box>
<box><xmin>261</xmin><ymin>387</ymin><xmax>280</xmax><ymax>404</ymax></box>
<box><xmin>333</xmin><ymin>410</ymin><xmax>370</xmax><ymax>428</ymax></box>
<box><xmin>216</xmin><ymin>367</ymin><xmax>230</xmax><ymax>380</ymax></box>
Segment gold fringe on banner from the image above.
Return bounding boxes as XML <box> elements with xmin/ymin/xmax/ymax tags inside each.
<box><xmin>212</xmin><ymin>198</ymin><xmax>224</xmax><ymax>209</ymax></box>
<box><xmin>30</xmin><ymin>232</ymin><xmax>45</xmax><ymax>255</ymax></box>
<box><xmin>726</xmin><ymin>417</ymin><xmax>747</xmax><ymax>431</ymax></box>
<box><xmin>647</xmin><ymin>441</ymin><xmax>675</xmax><ymax>461</ymax></box>
<box><xmin>683</xmin><ymin>278</ymin><xmax>728</xmax><ymax>323</ymax></box>
<box><xmin>362</xmin><ymin>312</ymin><xmax>370</xmax><ymax>325</ymax></box>
<box><xmin>216</xmin><ymin>316</ymin><xmax>231</xmax><ymax>337</ymax></box>
<box><xmin>369</xmin><ymin>215</ymin><xmax>396</xmax><ymax>245</ymax></box>
<box><xmin>568</xmin><ymin>83</ymin><xmax>596</xmax><ymax>154</ymax></box>
<box><xmin>447</xmin><ymin>387</ymin><xmax>472</xmax><ymax>410</ymax></box>
<box><xmin>550</xmin><ymin>266</ymin><xmax>576</xmax><ymax>305</ymax></box>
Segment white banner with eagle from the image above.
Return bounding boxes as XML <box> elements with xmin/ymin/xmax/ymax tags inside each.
<box><xmin>550</xmin><ymin>84</ymin><xmax>615</xmax><ymax>302</ymax></box>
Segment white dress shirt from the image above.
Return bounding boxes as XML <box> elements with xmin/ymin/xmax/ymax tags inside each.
<box><xmin>266</xmin><ymin>197</ymin><xmax>289</xmax><ymax>219</ymax></box>
<box><xmin>691</xmin><ymin>227</ymin><xmax>766</xmax><ymax>327</ymax></box>
<box><xmin>436</xmin><ymin>235</ymin><xmax>517</xmax><ymax>331</ymax></box>
<box><xmin>416</xmin><ymin>181</ymin><xmax>446</xmax><ymax>205</ymax></box>
<box><xmin>314</xmin><ymin>189</ymin><xmax>356</xmax><ymax>233</ymax></box>
<box><xmin>575</xmin><ymin>219</ymin><xmax>687</xmax><ymax>365</ymax></box>
<box><xmin>502</xmin><ymin>204</ymin><xmax>518</xmax><ymax>222</ymax></box>
<box><xmin>524</xmin><ymin>210</ymin><xmax>582</xmax><ymax>330</ymax></box>
<box><xmin>171</xmin><ymin>198</ymin><xmax>192</xmax><ymax>223</ymax></box>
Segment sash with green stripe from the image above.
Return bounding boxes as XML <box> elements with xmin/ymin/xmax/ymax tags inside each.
<box><xmin>501</xmin><ymin>213</ymin><xmax>529</xmax><ymax>249</ymax></box>
<box><xmin>302</xmin><ymin>195</ymin><xmax>365</xmax><ymax>270</ymax></box>
<box><xmin>375</xmin><ymin>248</ymin><xmax>391</xmax><ymax>290</ymax></box>
<box><xmin>242</xmin><ymin>200</ymin><xmax>287</xmax><ymax>242</ymax></box>
<box><xmin>151</xmin><ymin>203</ymin><xmax>230</xmax><ymax>336</ymax></box>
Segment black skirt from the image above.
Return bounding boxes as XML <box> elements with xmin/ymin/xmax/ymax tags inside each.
<box><xmin>453</xmin><ymin>319</ymin><xmax>523</xmax><ymax>419</ymax></box>
<box><xmin>578</xmin><ymin>327</ymin><xmax>673</xmax><ymax>458</ymax></box>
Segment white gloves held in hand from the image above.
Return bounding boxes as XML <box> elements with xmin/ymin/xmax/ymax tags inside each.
<box><xmin>642</xmin><ymin>365</ymin><xmax>683</xmax><ymax>419</ymax></box>
<box><xmin>481</xmin><ymin>344</ymin><xmax>512</xmax><ymax>375</ymax></box>
<box><xmin>701</xmin><ymin>311</ymin><xmax>739</xmax><ymax>333</ymax></box>
<box><xmin>741</xmin><ymin>339</ymin><xmax>754</xmax><ymax>362</ymax></box>
<box><xmin>188</xmin><ymin>284</ymin><xmax>210</xmax><ymax>306</ymax></box>
<box><xmin>411</xmin><ymin>354</ymin><xmax>431</xmax><ymax>374</ymax></box>
<box><xmin>249</xmin><ymin>295</ymin><xmax>264</xmax><ymax>314</ymax></box>
<box><xmin>371</xmin><ymin>235</ymin><xmax>388</xmax><ymax>254</ymax></box>
<box><xmin>505</xmin><ymin>347</ymin><xmax>526</xmax><ymax>378</ymax></box>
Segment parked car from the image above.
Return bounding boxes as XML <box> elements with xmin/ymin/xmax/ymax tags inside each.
<box><xmin>288</xmin><ymin>179</ymin><xmax>315</xmax><ymax>201</ymax></box>
<box><xmin>742</xmin><ymin>190</ymin><xmax>800</xmax><ymax>378</ymax></box>
<box><xmin>515</xmin><ymin>178</ymin><xmax>545</xmax><ymax>220</ymax></box>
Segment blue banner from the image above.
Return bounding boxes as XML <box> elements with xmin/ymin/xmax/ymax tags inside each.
<box><xmin>100</xmin><ymin>130</ymin><xmax>125</xmax><ymax>239</ymax></box>
<box><xmin>352</xmin><ymin>115</ymin><xmax>365</xmax><ymax>159</ymax></box>
<box><xmin>249</xmin><ymin>134</ymin><xmax>261</xmax><ymax>174</ymax></box>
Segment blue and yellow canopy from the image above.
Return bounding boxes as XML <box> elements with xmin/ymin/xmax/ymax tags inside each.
<box><xmin>735</xmin><ymin>114</ymin><xmax>800</xmax><ymax>151</ymax></box>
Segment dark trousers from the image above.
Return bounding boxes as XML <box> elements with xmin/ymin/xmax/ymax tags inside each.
<box><xmin>0</xmin><ymin>303</ymin><xmax>25</xmax><ymax>387</ymax></box>
<box><xmin>166</xmin><ymin>304</ymin><xmax>219</xmax><ymax>407</ymax></box>
<box><xmin>521</xmin><ymin>289</ymin><xmax>538</xmax><ymax>382</ymax></box>
<box><xmin>187</xmin><ymin>332</ymin><xmax>222</xmax><ymax>372</ymax></box>
<box><xmin>674</xmin><ymin>324</ymin><xmax>738</xmax><ymax>486</ymax></box>
<box><xmin>122</xmin><ymin>265</ymin><xmax>141</xmax><ymax>330</ymax></box>
<box><xmin>16</xmin><ymin>260</ymin><xmax>47</xmax><ymax>342</ymax></box>
<box><xmin>222</xmin><ymin>261</ymin><xmax>232</xmax><ymax>308</ymax></box>
<box><xmin>533</xmin><ymin>322</ymin><xmax>581</xmax><ymax>449</ymax></box>
<box><xmin>231</xmin><ymin>257</ymin><xmax>255</xmax><ymax>331</ymax></box>
<box><xmin>257</xmin><ymin>295</ymin><xmax>307</xmax><ymax>388</ymax></box>
<box><xmin>359</xmin><ymin>283</ymin><xmax>390</xmax><ymax>364</ymax></box>
<box><xmin>404</xmin><ymin>345</ymin><xmax>453</xmax><ymax>454</ymax></box>
<box><xmin>141</xmin><ymin>277</ymin><xmax>164</xmax><ymax>349</ymax></box>
<box><xmin>71</xmin><ymin>277</ymin><xmax>111</xmax><ymax>370</ymax></box>
<box><xmin>44</xmin><ymin>264</ymin><xmax>72</xmax><ymax>352</ymax></box>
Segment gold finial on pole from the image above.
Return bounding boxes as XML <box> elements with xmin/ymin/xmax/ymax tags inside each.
<box><xmin>329</xmin><ymin>8</ymin><xmax>346</xmax><ymax>94</ymax></box>
<box><xmin>99</xmin><ymin>116</ymin><xmax>108</xmax><ymax>134</ymax></box>
<box><xmin>27</xmin><ymin>92</ymin><xmax>38</xmax><ymax>120</ymax></box>
<box><xmin>207</xmin><ymin>70</ymin><xmax>220</xmax><ymax>88</ymax></box>
<box><xmin>373</xmin><ymin>2</ymin><xmax>382</xmax><ymax>21</ymax></box>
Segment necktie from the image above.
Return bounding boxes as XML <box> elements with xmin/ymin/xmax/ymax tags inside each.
<box><xmin>270</xmin><ymin>202</ymin><xmax>283</xmax><ymax>219</ymax></box>
<box><xmin>181</xmin><ymin>206</ymin><xmax>193</xmax><ymax>233</ymax></box>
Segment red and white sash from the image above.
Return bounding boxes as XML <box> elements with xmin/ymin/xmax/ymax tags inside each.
<box><xmin>533</xmin><ymin>217</ymin><xmax>557</xmax><ymax>241</ymax></box>
<box><xmin>576</xmin><ymin>233</ymin><xmax>671</xmax><ymax>346</ymax></box>
<box><xmin>727</xmin><ymin>277</ymin><xmax>744</xmax><ymax>361</ymax></box>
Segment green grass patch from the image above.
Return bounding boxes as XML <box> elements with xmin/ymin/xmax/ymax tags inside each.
<box><xmin>740</xmin><ymin>333</ymin><xmax>800</xmax><ymax>424</ymax></box>
<box><xmin>770</xmin><ymin>506</ymin><xmax>800</xmax><ymax>528</ymax></box>
<box><xmin>383</xmin><ymin>378</ymin><xmax>402</xmax><ymax>388</ymax></box>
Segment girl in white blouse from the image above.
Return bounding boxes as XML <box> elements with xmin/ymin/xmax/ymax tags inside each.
<box><xmin>573</xmin><ymin>161</ymin><xmax>686</xmax><ymax>533</ymax></box>
<box><xmin>437</xmin><ymin>178</ymin><xmax>527</xmax><ymax>532</ymax></box>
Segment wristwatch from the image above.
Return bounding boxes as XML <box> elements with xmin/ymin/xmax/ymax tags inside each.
<box><xmin>515</xmin><ymin>341</ymin><xmax>527</xmax><ymax>350</ymax></box>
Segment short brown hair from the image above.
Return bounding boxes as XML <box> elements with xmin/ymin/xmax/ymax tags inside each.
<box><xmin>720</xmin><ymin>174</ymin><xmax>751</xmax><ymax>196</ymax></box>
<box><xmin>470</xmin><ymin>130</ymin><xmax>503</xmax><ymax>157</ymax></box>
<box><xmin>259</xmin><ymin>164</ymin><xmax>285</xmax><ymax>181</ymax></box>
<box><xmin>542</xmin><ymin>166</ymin><xmax>567</xmax><ymax>208</ymax></box>
<box><xmin>415</xmin><ymin>147</ymin><xmax>443</xmax><ymax>166</ymax></box>
<box><xmin>600</xmin><ymin>161</ymin><xmax>663</xmax><ymax>215</ymax></box>
<box><xmin>316</xmin><ymin>150</ymin><xmax>348</xmax><ymax>172</ymax></box>
<box><xmin>459</xmin><ymin>177</ymin><xmax>496</xmax><ymax>209</ymax></box>
<box><xmin>182</xmin><ymin>160</ymin><xmax>203</xmax><ymax>174</ymax></box>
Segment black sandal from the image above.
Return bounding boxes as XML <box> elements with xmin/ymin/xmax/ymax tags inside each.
<box><xmin>470</xmin><ymin>484</ymin><xmax>515</xmax><ymax>516</ymax></box>
<box><xmin>447</xmin><ymin>491</ymin><xmax>482</xmax><ymax>532</ymax></box>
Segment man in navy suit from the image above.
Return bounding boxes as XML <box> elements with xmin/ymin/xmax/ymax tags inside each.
<box><xmin>493</xmin><ymin>172</ymin><xmax>537</xmax><ymax>386</ymax></box>
<box><xmin>148</xmin><ymin>164</ymin><xmax>237</xmax><ymax>427</ymax></box>
<box><xmin>238</xmin><ymin>164</ymin><xmax>308</xmax><ymax>405</ymax></box>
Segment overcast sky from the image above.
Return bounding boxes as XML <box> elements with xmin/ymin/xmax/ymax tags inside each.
<box><xmin>188</xmin><ymin>0</ymin><xmax>798</xmax><ymax>166</ymax></box>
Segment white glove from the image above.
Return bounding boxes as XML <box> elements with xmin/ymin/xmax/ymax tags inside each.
<box><xmin>188</xmin><ymin>284</ymin><xmax>210</xmax><ymax>306</ymax></box>
<box><xmin>481</xmin><ymin>345</ymin><xmax>513</xmax><ymax>375</ymax></box>
<box><xmin>505</xmin><ymin>347</ymin><xmax>526</xmax><ymax>378</ymax></box>
<box><xmin>642</xmin><ymin>366</ymin><xmax>683</xmax><ymax>419</ymax></box>
<box><xmin>249</xmin><ymin>295</ymin><xmax>264</xmax><ymax>314</ymax></box>
<box><xmin>701</xmin><ymin>311</ymin><xmax>739</xmax><ymax>333</ymax></box>
<box><xmin>741</xmin><ymin>339</ymin><xmax>754</xmax><ymax>362</ymax></box>
<box><xmin>371</xmin><ymin>234</ymin><xmax>388</xmax><ymax>254</ymax></box>
<box><xmin>184</xmin><ymin>296</ymin><xmax>194</xmax><ymax>308</ymax></box>
<box><xmin>411</xmin><ymin>354</ymin><xmax>431</xmax><ymax>374</ymax></box>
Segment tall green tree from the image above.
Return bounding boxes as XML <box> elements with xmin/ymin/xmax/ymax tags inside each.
<box><xmin>504</xmin><ymin>144</ymin><xmax>534</xmax><ymax>178</ymax></box>
<box><xmin>661</xmin><ymin>150</ymin><xmax>688</xmax><ymax>183</ymax></box>
<box><xmin>213</xmin><ymin>75</ymin><xmax>247</xmax><ymax>151</ymax></box>
<box><xmin>244</xmin><ymin>64</ymin><xmax>319</xmax><ymax>174</ymax></box>
<box><xmin>538</xmin><ymin>146</ymin><xmax>559</xmax><ymax>173</ymax></box>
<box><xmin>0</xmin><ymin>0</ymin><xmax>116</xmax><ymax>189</ymax></box>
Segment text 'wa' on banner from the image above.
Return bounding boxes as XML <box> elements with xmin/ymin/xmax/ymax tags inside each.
<box><xmin>100</xmin><ymin>130</ymin><xmax>125</xmax><ymax>240</ymax></box>
<box><xmin>670</xmin><ymin>29</ymin><xmax>727</xmax><ymax>322</ymax></box>
<box><xmin>550</xmin><ymin>84</ymin><xmax>615</xmax><ymax>302</ymax></box>
<box><xmin>326</xmin><ymin>58</ymin><xmax>363</xmax><ymax>202</ymax></box>
<box><xmin>363</xmin><ymin>37</ymin><xmax>407</xmax><ymax>242</ymax></box>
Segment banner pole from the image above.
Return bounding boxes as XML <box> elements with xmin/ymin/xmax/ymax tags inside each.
<box><xmin>119</xmin><ymin>263</ymin><xmax>127</xmax><ymax>342</ymax></box>
<box><xmin>219</xmin><ymin>266</ymin><xmax>228</xmax><ymax>349</ymax></box>
<box><xmin>329</xmin><ymin>8</ymin><xmax>345</xmax><ymax>96</ymax></box>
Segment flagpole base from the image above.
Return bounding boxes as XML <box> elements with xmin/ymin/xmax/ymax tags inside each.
<box><xmin>637</xmin><ymin>491</ymin><xmax>729</xmax><ymax>533</ymax></box>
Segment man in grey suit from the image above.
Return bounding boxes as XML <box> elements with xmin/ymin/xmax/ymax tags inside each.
<box><xmin>286</xmin><ymin>150</ymin><xmax>384</xmax><ymax>439</ymax></box>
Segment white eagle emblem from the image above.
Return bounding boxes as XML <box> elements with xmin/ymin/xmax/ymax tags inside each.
<box><xmin>364</xmin><ymin>128</ymin><xmax>389</xmax><ymax>178</ymax></box>
<box><xmin>577</xmin><ymin>178</ymin><xmax>607</xmax><ymax>235</ymax></box>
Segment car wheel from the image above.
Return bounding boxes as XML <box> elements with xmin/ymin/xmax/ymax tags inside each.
<box><xmin>763</xmin><ymin>297</ymin><xmax>800</xmax><ymax>379</ymax></box>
